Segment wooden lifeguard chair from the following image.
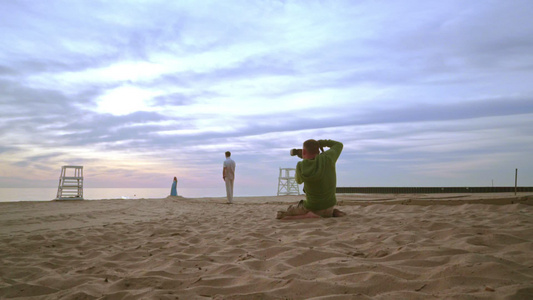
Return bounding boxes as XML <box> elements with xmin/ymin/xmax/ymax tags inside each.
<box><xmin>56</xmin><ymin>166</ymin><xmax>84</xmax><ymax>200</ymax></box>
<box><xmin>277</xmin><ymin>167</ymin><xmax>300</xmax><ymax>195</ymax></box>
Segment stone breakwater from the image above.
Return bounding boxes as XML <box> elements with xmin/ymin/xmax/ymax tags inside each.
<box><xmin>337</xmin><ymin>186</ymin><xmax>533</xmax><ymax>194</ymax></box>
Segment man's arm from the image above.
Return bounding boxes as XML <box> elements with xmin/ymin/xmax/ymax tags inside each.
<box><xmin>295</xmin><ymin>162</ymin><xmax>303</xmax><ymax>184</ymax></box>
<box><xmin>318</xmin><ymin>139</ymin><xmax>343</xmax><ymax>162</ymax></box>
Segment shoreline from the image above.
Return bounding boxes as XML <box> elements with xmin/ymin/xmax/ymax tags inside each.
<box><xmin>2</xmin><ymin>191</ymin><xmax>532</xmax><ymax>204</ymax></box>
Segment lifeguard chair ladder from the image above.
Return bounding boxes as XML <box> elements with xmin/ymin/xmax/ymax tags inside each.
<box><xmin>56</xmin><ymin>166</ymin><xmax>84</xmax><ymax>200</ymax></box>
<box><xmin>277</xmin><ymin>167</ymin><xmax>300</xmax><ymax>196</ymax></box>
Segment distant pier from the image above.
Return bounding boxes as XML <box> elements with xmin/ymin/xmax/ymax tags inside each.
<box><xmin>336</xmin><ymin>186</ymin><xmax>533</xmax><ymax>194</ymax></box>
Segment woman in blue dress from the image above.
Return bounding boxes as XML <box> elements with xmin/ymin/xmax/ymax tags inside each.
<box><xmin>170</xmin><ymin>177</ymin><xmax>178</xmax><ymax>196</ymax></box>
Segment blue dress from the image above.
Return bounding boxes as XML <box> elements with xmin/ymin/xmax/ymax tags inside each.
<box><xmin>170</xmin><ymin>180</ymin><xmax>177</xmax><ymax>196</ymax></box>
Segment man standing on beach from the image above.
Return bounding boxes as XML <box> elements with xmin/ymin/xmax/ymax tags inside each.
<box><xmin>223</xmin><ymin>151</ymin><xmax>236</xmax><ymax>204</ymax></box>
<box><xmin>277</xmin><ymin>139</ymin><xmax>345</xmax><ymax>219</ymax></box>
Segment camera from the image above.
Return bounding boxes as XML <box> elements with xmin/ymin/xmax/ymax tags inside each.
<box><xmin>290</xmin><ymin>148</ymin><xmax>303</xmax><ymax>158</ymax></box>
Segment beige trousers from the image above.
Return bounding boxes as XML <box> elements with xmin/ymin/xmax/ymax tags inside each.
<box><xmin>225</xmin><ymin>178</ymin><xmax>234</xmax><ymax>203</ymax></box>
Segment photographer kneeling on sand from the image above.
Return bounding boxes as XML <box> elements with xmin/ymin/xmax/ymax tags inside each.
<box><xmin>277</xmin><ymin>139</ymin><xmax>346</xmax><ymax>220</ymax></box>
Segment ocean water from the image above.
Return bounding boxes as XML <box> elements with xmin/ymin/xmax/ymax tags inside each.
<box><xmin>0</xmin><ymin>187</ymin><xmax>227</xmax><ymax>202</ymax></box>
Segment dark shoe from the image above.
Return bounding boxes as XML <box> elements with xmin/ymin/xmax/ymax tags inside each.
<box><xmin>333</xmin><ymin>208</ymin><xmax>346</xmax><ymax>217</ymax></box>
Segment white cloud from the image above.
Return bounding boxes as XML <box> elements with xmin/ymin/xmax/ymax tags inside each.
<box><xmin>95</xmin><ymin>85</ymin><xmax>161</xmax><ymax>116</ymax></box>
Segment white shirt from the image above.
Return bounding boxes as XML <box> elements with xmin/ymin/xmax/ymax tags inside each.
<box><xmin>223</xmin><ymin>157</ymin><xmax>236</xmax><ymax>180</ymax></box>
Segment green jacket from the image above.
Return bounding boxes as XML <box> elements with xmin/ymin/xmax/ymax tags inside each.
<box><xmin>295</xmin><ymin>139</ymin><xmax>343</xmax><ymax>211</ymax></box>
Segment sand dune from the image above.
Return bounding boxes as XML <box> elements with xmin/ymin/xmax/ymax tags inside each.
<box><xmin>1</xmin><ymin>193</ymin><xmax>532</xmax><ymax>299</ymax></box>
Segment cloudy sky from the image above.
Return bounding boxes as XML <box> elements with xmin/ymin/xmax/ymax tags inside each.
<box><xmin>1</xmin><ymin>0</ymin><xmax>532</xmax><ymax>196</ymax></box>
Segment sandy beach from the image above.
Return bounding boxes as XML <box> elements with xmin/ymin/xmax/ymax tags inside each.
<box><xmin>1</xmin><ymin>193</ymin><xmax>532</xmax><ymax>299</ymax></box>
